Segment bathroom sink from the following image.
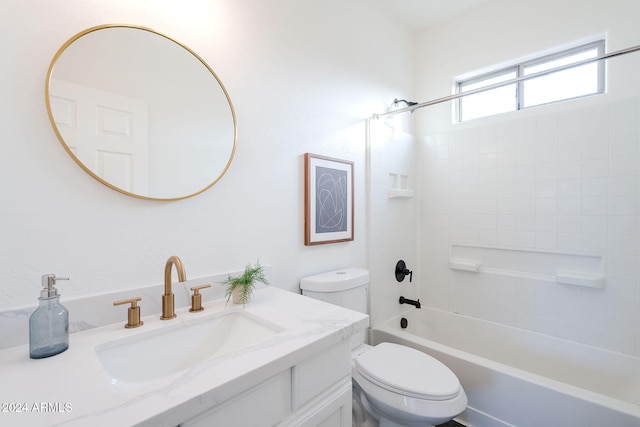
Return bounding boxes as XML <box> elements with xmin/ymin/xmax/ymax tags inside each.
<box><xmin>95</xmin><ymin>311</ymin><xmax>281</xmax><ymax>384</ymax></box>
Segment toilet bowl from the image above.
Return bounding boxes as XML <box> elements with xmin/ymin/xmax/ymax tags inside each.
<box><xmin>300</xmin><ymin>268</ymin><xmax>467</xmax><ymax>427</ymax></box>
<box><xmin>352</xmin><ymin>343</ymin><xmax>467</xmax><ymax>427</ymax></box>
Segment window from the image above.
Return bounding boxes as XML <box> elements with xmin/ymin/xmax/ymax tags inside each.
<box><xmin>456</xmin><ymin>40</ymin><xmax>605</xmax><ymax>122</ymax></box>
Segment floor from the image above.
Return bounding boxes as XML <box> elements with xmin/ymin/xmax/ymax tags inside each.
<box><xmin>436</xmin><ymin>421</ymin><xmax>464</xmax><ymax>427</ymax></box>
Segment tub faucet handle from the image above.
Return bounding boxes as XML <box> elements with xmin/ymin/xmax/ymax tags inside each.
<box><xmin>395</xmin><ymin>260</ymin><xmax>413</xmax><ymax>282</ymax></box>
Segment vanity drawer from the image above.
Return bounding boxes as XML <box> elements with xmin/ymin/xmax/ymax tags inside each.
<box><xmin>288</xmin><ymin>380</ymin><xmax>351</xmax><ymax>427</ymax></box>
<box><xmin>182</xmin><ymin>370</ymin><xmax>291</xmax><ymax>427</ymax></box>
<box><xmin>292</xmin><ymin>339</ymin><xmax>351</xmax><ymax>410</ymax></box>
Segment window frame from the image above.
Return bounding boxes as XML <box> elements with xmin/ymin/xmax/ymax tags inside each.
<box><xmin>456</xmin><ymin>40</ymin><xmax>605</xmax><ymax>123</ymax></box>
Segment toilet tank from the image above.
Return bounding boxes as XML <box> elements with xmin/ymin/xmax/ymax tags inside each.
<box><xmin>300</xmin><ymin>268</ymin><xmax>370</xmax><ymax>349</ymax></box>
<box><xmin>299</xmin><ymin>268</ymin><xmax>369</xmax><ymax>314</ymax></box>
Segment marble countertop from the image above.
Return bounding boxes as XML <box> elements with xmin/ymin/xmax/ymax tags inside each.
<box><xmin>0</xmin><ymin>286</ymin><xmax>368</xmax><ymax>427</ymax></box>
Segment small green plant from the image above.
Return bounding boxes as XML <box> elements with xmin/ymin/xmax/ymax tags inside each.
<box><xmin>223</xmin><ymin>261</ymin><xmax>268</xmax><ymax>305</ymax></box>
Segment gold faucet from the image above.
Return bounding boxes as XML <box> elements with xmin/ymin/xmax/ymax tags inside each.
<box><xmin>161</xmin><ymin>255</ymin><xmax>186</xmax><ymax>320</ymax></box>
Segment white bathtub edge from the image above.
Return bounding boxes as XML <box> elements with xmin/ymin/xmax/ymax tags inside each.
<box><xmin>458</xmin><ymin>406</ymin><xmax>515</xmax><ymax>427</ymax></box>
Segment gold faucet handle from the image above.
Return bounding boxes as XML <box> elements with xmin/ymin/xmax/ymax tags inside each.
<box><xmin>113</xmin><ymin>297</ymin><xmax>144</xmax><ymax>328</ymax></box>
<box><xmin>189</xmin><ymin>284</ymin><xmax>211</xmax><ymax>312</ymax></box>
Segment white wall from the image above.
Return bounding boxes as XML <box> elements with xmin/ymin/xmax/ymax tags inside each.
<box><xmin>0</xmin><ymin>0</ymin><xmax>413</xmax><ymax>308</ymax></box>
<box><xmin>413</xmin><ymin>0</ymin><xmax>640</xmax><ymax>355</ymax></box>
<box><xmin>367</xmin><ymin>120</ymin><xmax>418</xmax><ymax>327</ymax></box>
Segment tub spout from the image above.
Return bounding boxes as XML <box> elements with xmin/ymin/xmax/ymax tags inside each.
<box><xmin>399</xmin><ymin>296</ymin><xmax>421</xmax><ymax>309</ymax></box>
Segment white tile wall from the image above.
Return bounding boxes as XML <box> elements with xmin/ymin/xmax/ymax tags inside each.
<box><xmin>419</xmin><ymin>97</ymin><xmax>640</xmax><ymax>356</ymax></box>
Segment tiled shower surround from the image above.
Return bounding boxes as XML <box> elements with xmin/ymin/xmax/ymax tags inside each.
<box><xmin>419</xmin><ymin>97</ymin><xmax>640</xmax><ymax>356</ymax></box>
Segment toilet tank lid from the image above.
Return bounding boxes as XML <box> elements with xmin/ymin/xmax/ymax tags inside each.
<box><xmin>300</xmin><ymin>268</ymin><xmax>370</xmax><ymax>292</ymax></box>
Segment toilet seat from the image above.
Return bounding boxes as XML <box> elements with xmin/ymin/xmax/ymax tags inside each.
<box><xmin>354</xmin><ymin>342</ymin><xmax>461</xmax><ymax>401</ymax></box>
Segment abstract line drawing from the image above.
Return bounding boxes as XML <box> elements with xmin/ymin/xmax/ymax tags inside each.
<box><xmin>315</xmin><ymin>166</ymin><xmax>348</xmax><ymax>233</ymax></box>
<box><xmin>304</xmin><ymin>153</ymin><xmax>354</xmax><ymax>245</ymax></box>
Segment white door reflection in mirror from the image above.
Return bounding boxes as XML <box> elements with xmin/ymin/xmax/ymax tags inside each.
<box><xmin>50</xmin><ymin>79</ymin><xmax>149</xmax><ymax>194</ymax></box>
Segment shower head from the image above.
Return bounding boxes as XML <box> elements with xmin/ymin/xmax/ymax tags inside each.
<box><xmin>393</xmin><ymin>98</ymin><xmax>418</xmax><ymax>107</ymax></box>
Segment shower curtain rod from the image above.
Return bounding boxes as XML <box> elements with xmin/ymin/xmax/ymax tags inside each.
<box><xmin>373</xmin><ymin>43</ymin><xmax>640</xmax><ymax>119</ymax></box>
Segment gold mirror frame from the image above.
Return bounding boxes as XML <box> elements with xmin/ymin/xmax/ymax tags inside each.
<box><xmin>45</xmin><ymin>24</ymin><xmax>237</xmax><ymax>201</ymax></box>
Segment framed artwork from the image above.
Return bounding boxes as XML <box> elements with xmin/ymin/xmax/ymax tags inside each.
<box><xmin>304</xmin><ymin>153</ymin><xmax>354</xmax><ymax>245</ymax></box>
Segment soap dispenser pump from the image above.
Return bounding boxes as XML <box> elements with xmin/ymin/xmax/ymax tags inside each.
<box><xmin>29</xmin><ymin>274</ymin><xmax>70</xmax><ymax>359</ymax></box>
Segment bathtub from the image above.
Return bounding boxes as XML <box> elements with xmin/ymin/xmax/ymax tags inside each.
<box><xmin>370</xmin><ymin>307</ymin><xmax>640</xmax><ymax>427</ymax></box>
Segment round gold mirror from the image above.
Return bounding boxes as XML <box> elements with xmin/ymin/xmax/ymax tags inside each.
<box><xmin>45</xmin><ymin>24</ymin><xmax>237</xmax><ymax>201</ymax></box>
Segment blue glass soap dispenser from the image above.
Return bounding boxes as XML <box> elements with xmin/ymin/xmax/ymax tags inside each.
<box><xmin>29</xmin><ymin>274</ymin><xmax>70</xmax><ymax>359</ymax></box>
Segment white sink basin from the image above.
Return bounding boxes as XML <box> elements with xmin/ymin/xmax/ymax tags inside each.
<box><xmin>96</xmin><ymin>311</ymin><xmax>281</xmax><ymax>384</ymax></box>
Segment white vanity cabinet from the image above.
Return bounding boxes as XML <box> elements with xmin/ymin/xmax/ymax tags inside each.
<box><xmin>181</xmin><ymin>339</ymin><xmax>352</xmax><ymax>427</ymax></box>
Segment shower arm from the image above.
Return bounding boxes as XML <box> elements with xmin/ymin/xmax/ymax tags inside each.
<box><xmin>374</xmin><ymin>43</ymin><xmax>640</xmax><ymax>119</ymax></box>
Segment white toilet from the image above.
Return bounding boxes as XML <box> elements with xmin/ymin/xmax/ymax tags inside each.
<box><xmin>301</xmin><ymin>268</ymin><xmax>467</xmax><ymax>427</ymax></box>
